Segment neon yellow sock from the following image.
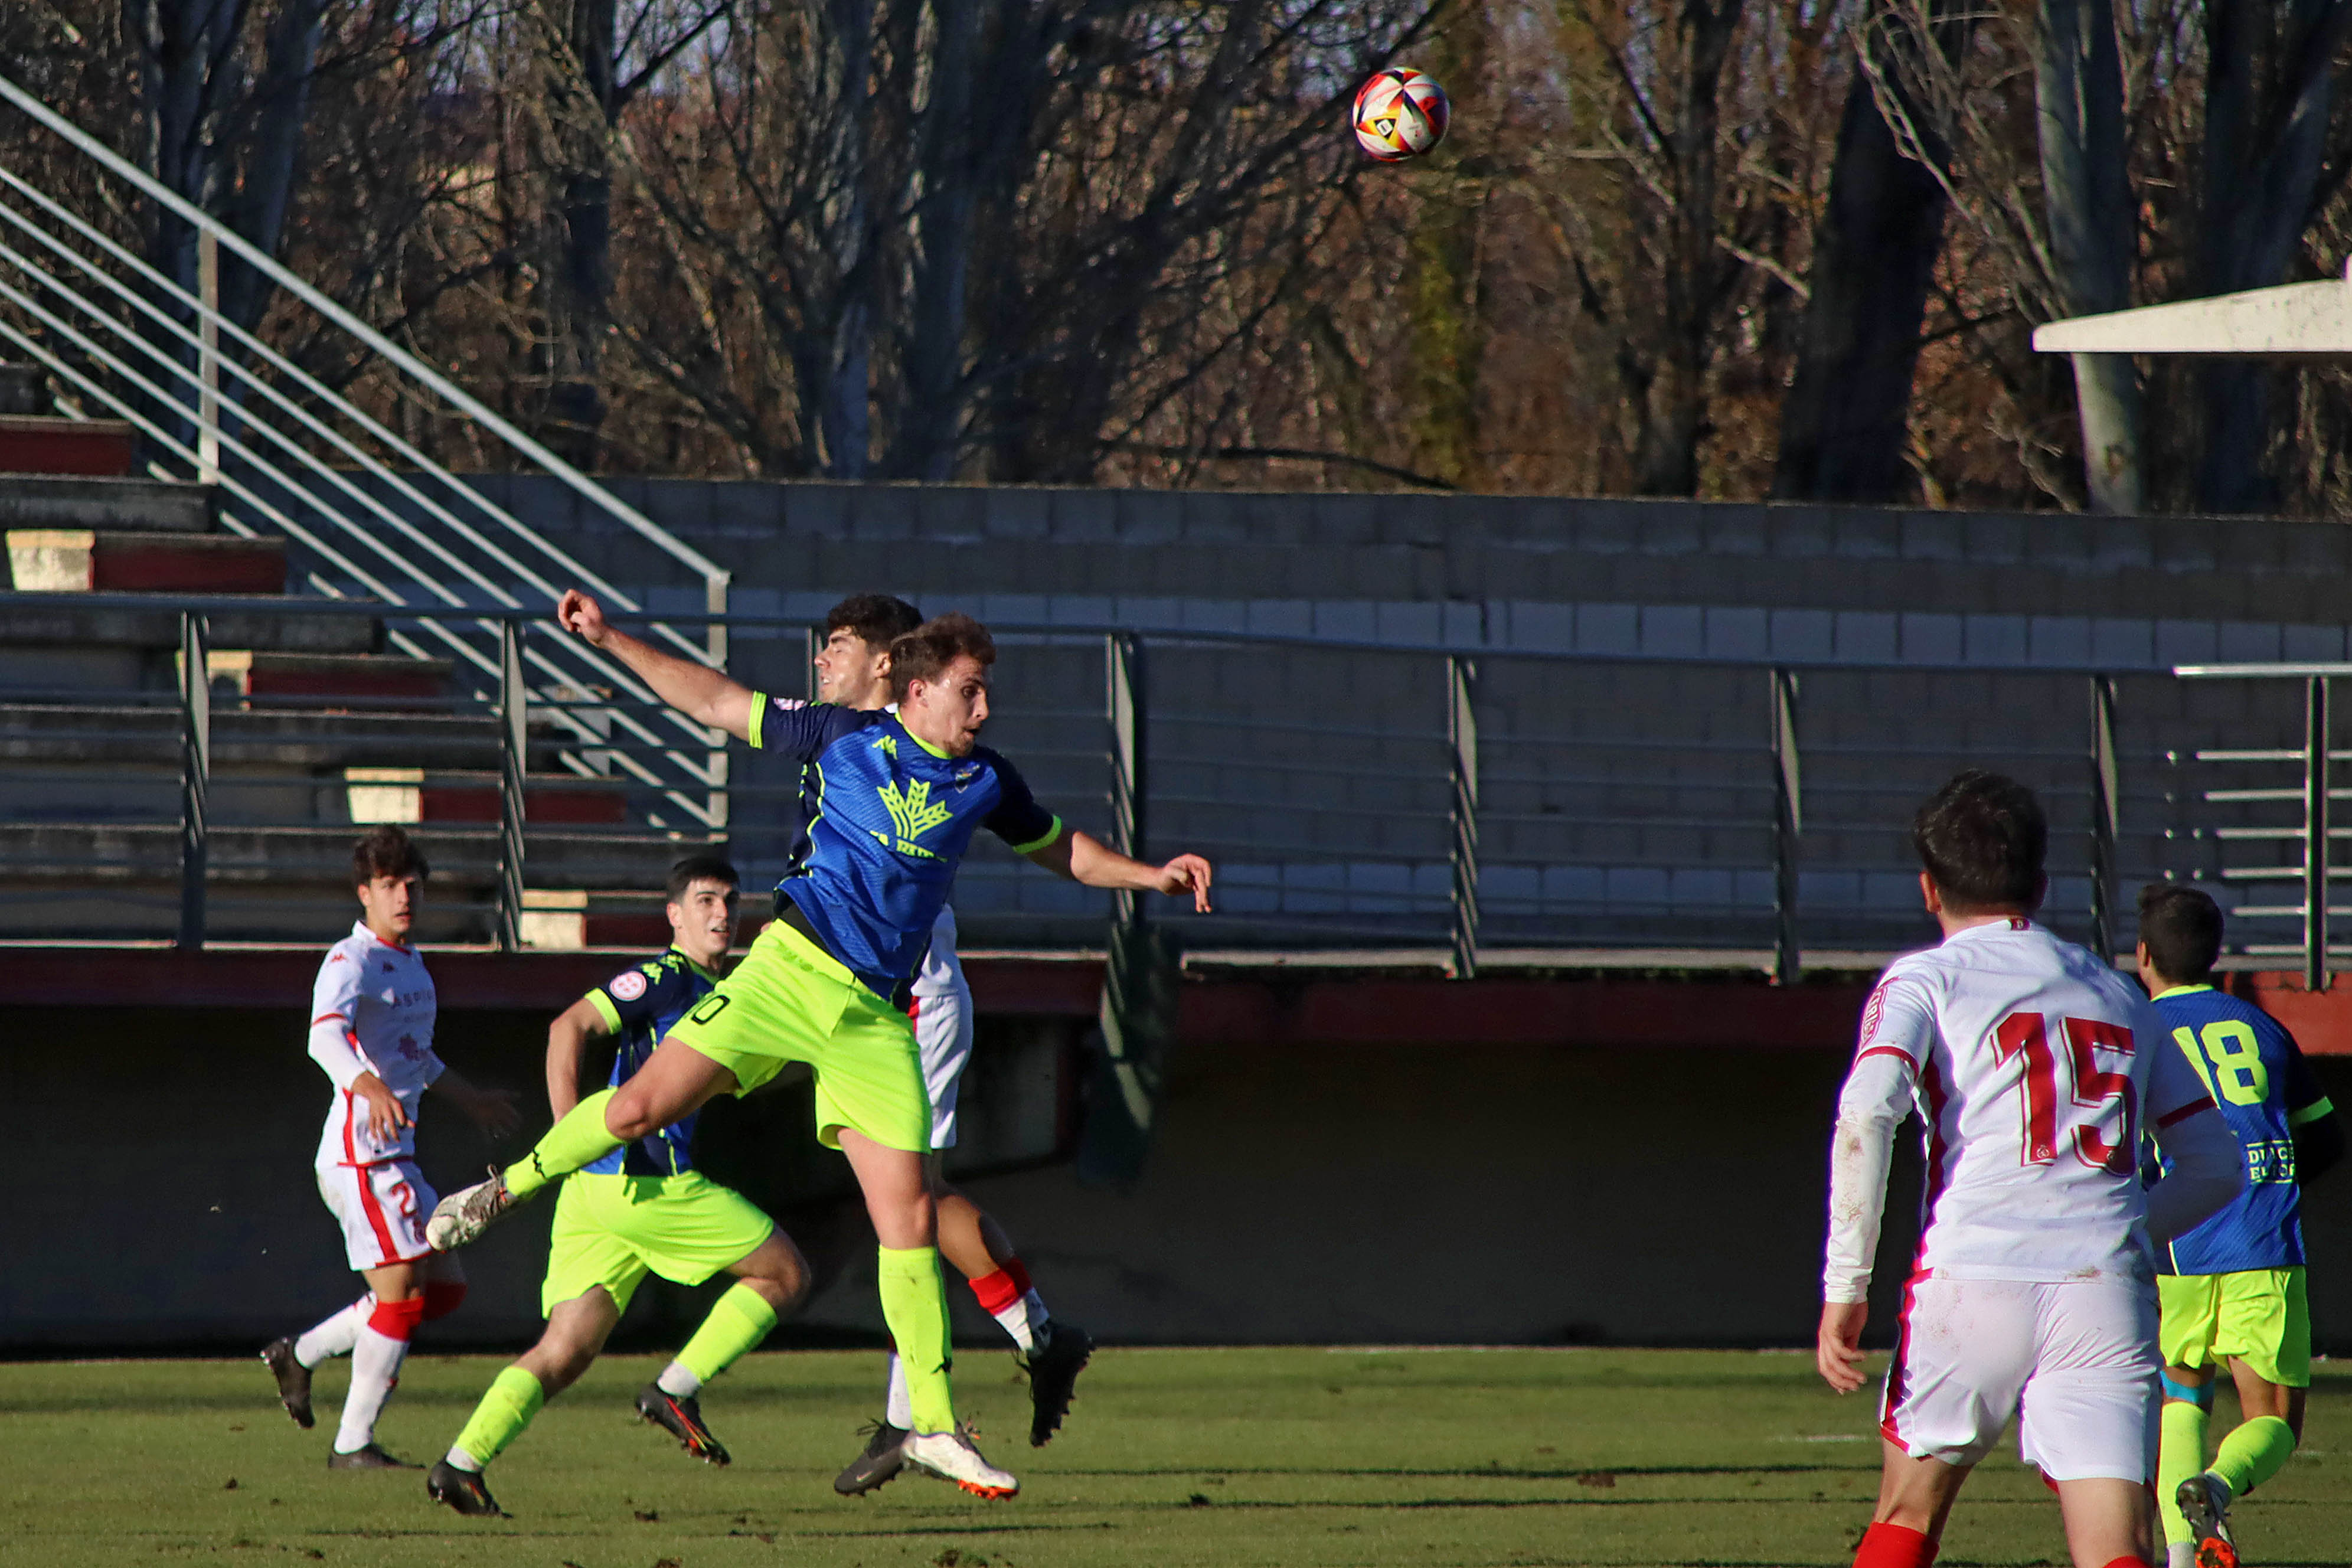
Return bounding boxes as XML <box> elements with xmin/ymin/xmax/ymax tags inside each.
<box><xmin>2158</xmin><ymin>1399</ymin><xmax>2209</xmax><ymax>1547</ymax></box>
<box><xmin>452</xmin><ymin>1366</ymin><xmax>544</xmax><ymax>1468</ymax></box>
<box><xmin>505</xmin><ymin>1089</ymin><xmax>620</xmax><ymax>1199</ymax></box>
<box><xmin>676</xmin><ymin>1282</ymin><xmax>779</xmax><ymax>1385</ymax></box>
<box><xmin>2211</xmin><ymin>1413</ymin><xmax>2297</xmax><ymax>1498</ymax></box>
<box><xmin>876</xmin><ymin>1245</ymin><xmax>954</xmax><ymax>1434</ymax></box>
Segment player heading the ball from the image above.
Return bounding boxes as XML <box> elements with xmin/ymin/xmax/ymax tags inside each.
<box><xmin>1818</xmin><ymin>771</ymin><xmax>2243</xmax><ymax>1568</ymax></box>
<box><xmin>427</xmin><ymin>591</ymin><xmax>1213</xmax><ymax>1501</ymax></box>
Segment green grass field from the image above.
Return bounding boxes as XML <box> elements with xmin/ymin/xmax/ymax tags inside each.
<box><xmin>1</xmin><ymin>1347</ymin><xmax>2346</xmax><ymax>1567</ymax></box>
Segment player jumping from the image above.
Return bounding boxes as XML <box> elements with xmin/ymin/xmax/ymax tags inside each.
<box><xmin>261</xmin><ymin>827</ymin><xmax>519</xmax><ymax>1467</ymax></box>
<box><xmin>800</xmin><ymin>594</ymin><xmax>1092</xmax><ymax>1494</ymax></box>
<box><xmin>429</xmin><ymin>855</ymin><xmax>812</xmax><ymax>1518</ymax></box>
<box><xmin>1817</xmin><ymin>772</ymin><xmax>2245</xmax><ymax>1568</ymax></box>
<box><xmin>2136</xmin><ymin>884</ymin><xmax>2343</xmax><ymax>1568</ymax></box>
<box><xmin>427</xmin><ymin>595</ymin><xmax>1213</xmax><ymax>1499</ymax></box>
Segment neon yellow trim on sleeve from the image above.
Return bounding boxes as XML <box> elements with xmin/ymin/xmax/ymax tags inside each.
<box><xmin>2291</xmin><ymin>1096</ymin><xmax>2335</xmax><ymax>1127</ymax></box>
<box><xmin>1009</xmin><ymin>816</ymin><xmax>1064</xmax><ymax>855</ymax></box>
<box><xmin>747</xmin><ymin>694</ymin><xmax>767</xmax><ymax>750</ymax></box>
<box><xmin>586</xmin><ymin>990</ymin><xmax>623</xmax><ymax>1034</ymax></box>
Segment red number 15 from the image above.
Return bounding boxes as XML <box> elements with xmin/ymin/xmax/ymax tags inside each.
<box><xmin>1992</xmin><ymin>1012</ymin><xmax>2138</xmax><ymax>1174</ymax></box>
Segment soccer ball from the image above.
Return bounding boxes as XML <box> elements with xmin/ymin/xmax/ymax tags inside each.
<box><xmin>1353</xmin><ymin>68</ymin><xmax>1449</xmax><ymax>162</ymax></box>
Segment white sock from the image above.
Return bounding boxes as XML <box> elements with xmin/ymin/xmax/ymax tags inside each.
<box><xmin>991</xmin><ymin>1289</ymin><xmax>1049</xmax><ymax>1353</ymax></box>
<box><xmin>333</xmin><ymin>1324</ymin><xmax>410</xmax><ymax>1453</ymax></box>
<box><xmin>445</xmin><ymin>1446</ymin><xmax>482</xmax><ymax>1473</ymax></box>
<box><xmin>2168</xmin><ymin>1544</ymin><xmax>2196</xmax><ymax>1568</ymax></box>
<box><xmin>294</xmin><ymin>1296</ymin><xmax>371</xmax><ymax>1368</ymax></box>
<box><xmin>655</xmin><ymin>1361</ymin><xmax>701</xmax><ymax>1399</ymax></box>
<box><xmin>884</xmin><ymin>1353</ymin><xmax>913</xmax><ymax>1429</ymax></box>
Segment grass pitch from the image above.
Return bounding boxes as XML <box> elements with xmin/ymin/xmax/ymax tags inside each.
<box><xmin>1</xmin><ymin>1347</ymin><xmax>2346</xmax><ymax>1567</ymax></box>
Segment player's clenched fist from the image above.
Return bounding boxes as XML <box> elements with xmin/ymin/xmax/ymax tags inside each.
<box><xmin>556</xmin><ymin>588</ymin><xmax>610</xmax><ymax>646</ymax></box>
<box><xmin>1815</xmin><ymin>1300</ymin><xmax>1869</xmax><ymax>1394</ymax></box>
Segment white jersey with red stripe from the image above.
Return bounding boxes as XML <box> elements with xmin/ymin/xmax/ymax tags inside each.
<box><xmin>1824</xmin><ymin>918</ymin><xmax>2215</xmax><ymax>1300</ymax></box>
<box><xmin>308</xmin><ymin>921</ymin><xmax>443</xmax><ymax>1169</ymax></box>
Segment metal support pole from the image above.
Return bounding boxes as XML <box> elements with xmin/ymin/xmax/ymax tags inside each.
<box><xmin>704</xmin><ymin>571</ymin><xmax>730</xmax><ymax>838</ymax></box>
<box><xmin>2088</xmin><ymin>676</ymin><xmax>2120</xmax><ymax>966</ymax></box>
<box><xmin>2308</xmin><ymin>675</ymin><xmax>2331</xmax><ymax>992</ymax></box>
<box><xmin>497</xmin><ymin>620</ymin><xmax>528</xmax><ymax>953</ymax></box>
<box><xmin>1447</xmin><ymin>655</ymin><xmax>1479</xmax><ymax>981</ymax></box>
<box><xmin>1771</xmin><ymin>667</ymin><xmax>1802</xmax><ymax>986</ymax></box>
<box><xmin>195</xmin><ymin>228</ymin><xmax>219</xmax><ymax>484</ymax></box>
<box><xmin>802</xmin><ymin>624</ymin><xmax>819</xmax><ymax>702</ymax></box>
<box><xmin>1108</xmin><ymin>633</ymin><xmax>1146</xmax><ymax>929</ymax></box>
<box><xmin>177</xmin><ymin>611</ymin><xmax>210</xmax><ymax>949</ymax></box>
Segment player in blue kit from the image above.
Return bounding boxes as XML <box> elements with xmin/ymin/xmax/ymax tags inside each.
<box><xmin>429</xmin><ymin>593</ymin><xmax>1214</xmax><ymax>1500</ymax></box>
<box><xmin>427</xmin><ymin>856</ymin><xmax>811</xmax><ymax>1518</ymax></box>
<box><xmin>2137</xmin><ymin>885</ymin><xmax>2344</xmax><ymax>1568</ymax></box>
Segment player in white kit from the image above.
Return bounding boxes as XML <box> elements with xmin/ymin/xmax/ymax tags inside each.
<box><xmin>1818</xmin><ymin>773</ymin><xmax>2244</xmax><ymax>1568</ymax></box>
<box><xmin>261</xmin><ymin>828</ymin><xmax>519</xmax><ymax>1466</ymax></box>
<box><xmin>781</xmin><ymin>596</ymin><xmax>1093</xmax><ymax>1494</ymax></box>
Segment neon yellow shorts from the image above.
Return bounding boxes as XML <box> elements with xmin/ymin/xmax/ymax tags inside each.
<box><xmin>540</xmin><ymin>1170</ymin><xmax>775</xmax><ymax>1317</ymax></box>
<box><xmin>2158</xmin><ymin>1267</ymin><xmax>2310</xmax><ymax>1389</ymax></box>
<box><xmin>662</xmin><ymin>919</ymin><xmax>931</xmax><ymax>1152</ymax></box>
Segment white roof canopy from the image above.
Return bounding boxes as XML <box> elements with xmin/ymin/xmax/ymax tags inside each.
<box><xmin>2033</xmin><ymin>263</ymin><xmax>2352</xmax><ymax>360</ymax></box>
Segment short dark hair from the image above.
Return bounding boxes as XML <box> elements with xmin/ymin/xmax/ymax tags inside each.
<box><xmin>825</xmin><ymin>594</ymin><xmax>923</xmax><ymax>652</ymax></box>
<box><xmin>352</xmin><ymin>824</ymin><xmax>427</xmax><ymax>887</ymax></box>
<box><xmin>2139</xmin><ymin>883</ymin><xmax>2223</xmax><ymax>984</ymax></box>
<box><xmin>887</xmin><ymin>613</ymin><xmax>996</xmax><ymax>704</ymax></box>
<box><xmin>666</xmin><ymin>854</ymin><xmax>739</xmax><ymax>903</ymax></box>
<box><xmin>1912</xmin><ymin>770</ymin><xmax>2046</xmax><ymax>912</ymax></box>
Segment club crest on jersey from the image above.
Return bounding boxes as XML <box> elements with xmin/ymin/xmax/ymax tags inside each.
<box><xmin>875</xmin><ymin>778</ymin><xmax>953</xmax><ymax>857</ymax></box>
<box><xmin>609</xmin><ymin>969</ymin><xmax>649</xmax><ymax>1001</ymax></box>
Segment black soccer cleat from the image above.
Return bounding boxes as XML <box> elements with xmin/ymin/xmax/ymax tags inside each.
<box><xmin>636</xmin><ymin>1383</ymin><xmax>731</xmax><ymax>1465</ymax></box>
<box><xmin>1020</xmin><ymin>1319</ymin><xmax>1093</xmax><ymax>1447</ymax></box>
<box><xmin>259</xmin><ymin>1337</ymin><xmax>313</xmax><ymax>1429</ymax></box>
<box><xmin>327</xmin><ymin>1442</ymin><xmax>416</xmax><ymax>1470</ymax></box>
<box><xmin>2176</xmin><ymin>1473</ymin><xmax>2238</xmax><ymax>1568</ymax></box>
<box><xmin>427</xmin><ymin>1459</ymin><xmax>509</xmax><ymax>1517</ymax></box>
<box><xmin>833</xmin><ymin>1420</ymin><xmax>908</xmax><ymax>1495</ymax></box>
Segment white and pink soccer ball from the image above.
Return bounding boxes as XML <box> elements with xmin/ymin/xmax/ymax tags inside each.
<box><xmin>1352</xmin><ymin>67</ymin><xmax>1450</xmax><ymax>162</ymax></box>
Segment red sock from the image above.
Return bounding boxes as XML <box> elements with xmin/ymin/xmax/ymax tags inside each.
<box><xmin>1853</xmin><ymin>1521</ymin><xmax>1937</xmax><ymax>1568</ymax></box>
<box><xmin>2098</xmin><ymin>1559</ymin><xmax>2151</xmax><ymax>1568</ymax></box>
<box><xmin>1002</xmin><ymin>1257</ymin><xmax>1034</xmax><ymax>1298</ymax></box>
<box><xmin>969</xmin><ymin>1268</ymin><xmax>1021</xmax><ymax>1316</ymax></box>
<box><xmin>367</xmin><ymin>1295</ymin><xmax>427</xmax><ymax>1342</ymax></box>
<box><xmin>420</xmin><ymin>1281</ymin><xmax>468</xmax><ymax>1321</ymax></box>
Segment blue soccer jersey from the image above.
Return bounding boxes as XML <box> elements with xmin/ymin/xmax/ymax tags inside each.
<box><xmin>748</xmin><ymin>697</ymin><xmax>1062</xmax><ymax>994</ymax></box>
<box><xmin>580</xmin><ymin>948</ymin><xmax>718</xmax><ymax>1177</ymax></box>
<box><xmin>2152</xmin><ymin>984</ymin><xmax>2335</xmax><ymax>1274</ymax></box>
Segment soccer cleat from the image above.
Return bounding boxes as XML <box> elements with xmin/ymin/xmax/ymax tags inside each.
<box><xmin>426</xmin><ymin>1459</ymin><xmax>509</xmax><ymax>1517</ymax></box>
<box><xmin>258</xmin><ymin>1337</ymin><xmax>314</xmax><ymax>1429</ymax></box>
<box><xmin>2176</xmin><ymin>1472</ymin><xmax>2237</xmax><ymax>1568</ymax></box>
<box><xmin>327</xmin><ymin>1442</ymin><xmax>416</xmax><ymax>1469</ymax></box>
<box><xmin>832</xmin><ymin>1420</ymin><xmax>909</xmax><ymax>1495</ymax></box>
<box><xmin>425</xmin><ymin>1168</ymin><xmax>521</xmax><ymax>1252</ymax></box>
<box><xmin>1020</xmin><ymin>1319</ymin><xmax>1093</xmax><ymax>1446</ymax></box>
<box><xmin>635</xmin><ymin>1384</ymin><xmax>730</xmax><ymax>1465</ymax></box>
<box><xmin>900</xmin><ymin>1427</ymin><xmax>1018</xmax><ymax>1499</ymax></box>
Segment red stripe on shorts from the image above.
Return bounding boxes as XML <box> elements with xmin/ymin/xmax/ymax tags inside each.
<box><xmin>341</xmin><ymin>1090</ymin><xmax>403</xmax><ymax>1266</ymax></box>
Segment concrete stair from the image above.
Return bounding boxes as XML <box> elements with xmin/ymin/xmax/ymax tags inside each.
<box><xmin>0</xmin><ymin>365</ymin><xmax>700</xmax><ymax>943</ymax></box>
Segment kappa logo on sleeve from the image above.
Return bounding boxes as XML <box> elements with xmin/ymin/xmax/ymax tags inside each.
<box><xmin>610</xmin><ymin>970</ymin><xmax>649</xmax><ymax>1001</ymax></box>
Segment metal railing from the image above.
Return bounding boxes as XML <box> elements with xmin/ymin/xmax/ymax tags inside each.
<box><xmin>0</xmin><ymin>71</ymin><xmax>733</xmax><ymax>832</ymax></box>
<box><xmin>0</xmin><ymin>590</ymin><xmax>2240</xmax><ymax>970</ymax></box>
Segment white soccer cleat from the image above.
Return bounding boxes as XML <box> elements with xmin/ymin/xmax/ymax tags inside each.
<box><xmin>900</xmin><ymin>1427</ymin><xmax>1018</xmax><ymax>1498</ymax></box>
<box><xmin>424</xmin><ymin>1168</ymin><xmax>520</xmax><ymax>1252</ymax></box>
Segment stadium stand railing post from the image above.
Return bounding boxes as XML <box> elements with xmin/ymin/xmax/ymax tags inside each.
<box><xmin>2306</xmin><ymin>675</ymin><xmax>2330</xmax><ymax>992</ymax></box>
<box><xmin>496</xmin><ymin>619</ymin><xmax>528</xmax><ymax>954</ymax></box>
<box><xmin>177</xmin><ymin>610</ymin><xmax>210</xmax><ymax>950</ymax></box>
<box><xmin>2088</xmin><ymin>675</ymin><xmax>2119</xmax><ymax>967</ymax></box>
<box><xmin>1447</xmin><ymin>654</ymin><xmax>1479</xmax><ymax>981</ymax></box>
<box><xmin>1770</xmin><ymin>666</ymin><xmax>1802</xmax><ymax>986</ymax></box>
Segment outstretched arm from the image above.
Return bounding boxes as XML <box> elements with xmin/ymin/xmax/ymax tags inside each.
<box><xmin>1025</xmin><ymin>829</ymin><xmax>1214</xmax><ymax>913</ymax></box>
<box><xmin>556</xmin><ymin>588</ymin><xmax>755</xmax><ymax>740</ymax></box>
